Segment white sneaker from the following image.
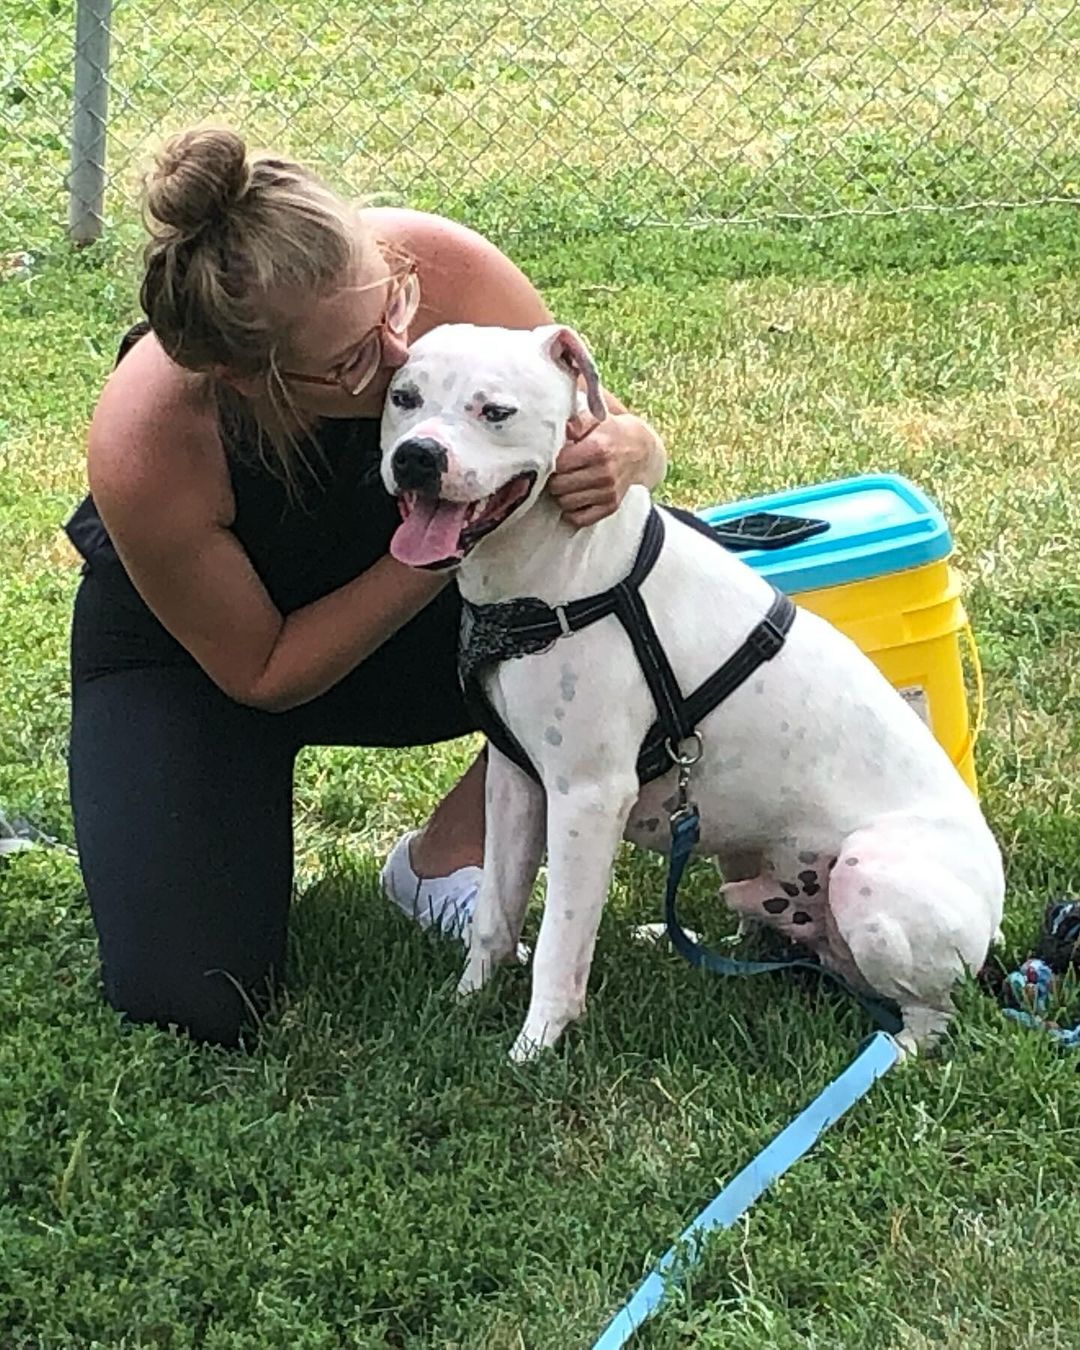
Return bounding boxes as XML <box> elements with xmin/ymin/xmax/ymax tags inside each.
<box><xmin>380</xmin><ymin>830</ymin><xmax>481</xmax><ymax>943</ymax></box>
<box><xmin>380</xmin><ymin>831</ymin><xmax>532</xmax><ymax>963</ymax></box>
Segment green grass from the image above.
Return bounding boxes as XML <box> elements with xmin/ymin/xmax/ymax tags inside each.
<box><xmin>4</xmin><ymin>202</ymin><xmax>1080</xmax><ymax>1347</ymax></box>
<box><xmin>5</xmin><ymin>2</ymin><xmax>1080</xmax><ymax>1334</ymax></box>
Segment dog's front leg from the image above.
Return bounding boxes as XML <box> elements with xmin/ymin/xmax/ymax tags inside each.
<box><xmin>457</xmin><ymin>747</ymin><xmax>545</xmax><ymax>999</ymax></box>
<box><xmin>510</xmin><ymin>775</ymin><xmax>638</xmax><ymax>1063</ymax></box>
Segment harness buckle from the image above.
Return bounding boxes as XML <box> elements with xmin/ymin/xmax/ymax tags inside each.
<box><xmin>748</xmin><ymin>616</ymin><xmax>786</xmax><ymax>661</ymax></box>
<box><xmin>553</xmin><ymin>604</ymin><xmax>573</xmax><ymax>638</ymax></box>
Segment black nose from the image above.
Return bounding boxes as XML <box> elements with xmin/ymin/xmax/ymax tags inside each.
<box><xmin>392</xmin><ymin>437</ymin><xmax>447</xmax><ymax>493</ymax></box>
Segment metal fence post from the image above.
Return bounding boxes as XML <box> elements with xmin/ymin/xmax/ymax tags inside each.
<box><xmin>68</xmin><ymin>0</ymin><xmax>113</xmax><ymax>245</ymax></box>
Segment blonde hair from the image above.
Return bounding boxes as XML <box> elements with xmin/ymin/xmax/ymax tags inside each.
<box><xmin>139</xmin><ymin>125</ymin><xmax>379</xmax><ymax>486</ymax></box>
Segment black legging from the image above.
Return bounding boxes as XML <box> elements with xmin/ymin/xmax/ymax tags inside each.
<box><xmin>69</xmin><ymin>559</ymin><xmax>475</xmax><ymax>1048</ymax></box>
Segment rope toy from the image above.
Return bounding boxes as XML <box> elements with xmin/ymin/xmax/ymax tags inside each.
<box><xmin>985</xmin><ymin>901</ymin><xmax>1080</xmax><ymax>1052</ymax></box>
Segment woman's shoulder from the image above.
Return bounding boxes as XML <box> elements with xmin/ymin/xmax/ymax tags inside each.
<box><xmin>88</xmin><ymin>328</ymin><xmax>230</xmax><ymax>524</ymax></box>
<box><xmin>360</xmin><ymin>205</ymin><xmax>496</xmax><ymax>261</ymax></box>
<box><xmin>360</xmin><ymin>207</ymin><xmax>552</xmax><ymax>329</ymax></box>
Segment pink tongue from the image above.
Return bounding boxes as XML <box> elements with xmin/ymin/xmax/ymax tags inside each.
<box><xmin>390</xmin><ymin>497</ymin><xmax>472</xmax><ymax>567</ymax></box>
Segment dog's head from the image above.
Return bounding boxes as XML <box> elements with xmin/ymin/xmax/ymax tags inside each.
<box><xmin>380</xmin><ymin>322</ymin><xmax>605</xmax><ymax>570</ymax></box>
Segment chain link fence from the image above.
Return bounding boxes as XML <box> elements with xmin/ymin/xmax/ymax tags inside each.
<box><xmin>3</xmin><ymin>0</ymin><xmax>1079</xmax><ymax>255</ymax></box>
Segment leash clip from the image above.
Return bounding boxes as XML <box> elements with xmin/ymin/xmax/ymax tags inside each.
<box><xmin>665</xmin><ymin>730</ymin><xmax>703</xmax><ymax>822</ymax></box>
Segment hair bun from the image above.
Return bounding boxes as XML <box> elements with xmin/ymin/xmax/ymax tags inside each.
<box><xmin>144</xmin><ymin>127</ymin><xmax>251</xmax><ymax>236</ymax></box>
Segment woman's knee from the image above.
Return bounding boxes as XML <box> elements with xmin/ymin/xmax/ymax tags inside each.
<box><xmin>101</xmin><ymin>959</ymin><xmax>280</xmax><ymax>1049</ymax></box>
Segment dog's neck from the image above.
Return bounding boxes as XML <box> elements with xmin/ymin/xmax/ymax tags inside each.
<box><xmin>456</xmin><ymin>483</ymin><xmax>653</xmax><ymax>607</ymax></box>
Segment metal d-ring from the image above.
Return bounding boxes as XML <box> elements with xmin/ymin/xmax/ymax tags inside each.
<box><xmin>664</xmin><ymin>730</ymin><xmax>703</xmax><ymax>768</ymax></box>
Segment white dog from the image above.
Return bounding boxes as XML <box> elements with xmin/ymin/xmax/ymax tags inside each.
<box><xmin>380</xmin><ymin>322</ymin><xmax>1004</xmax><ymax>1062</ymax></box>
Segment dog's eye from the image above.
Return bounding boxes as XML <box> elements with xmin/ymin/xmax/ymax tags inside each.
<box><xmin>481</xmin><ymin>403</ymin><xmax>516</xmax><ymax>424</ymax></box>
<box><xmin>390</xmin><ymin>385</ymin><xmax>422</xmax><ymax>411</ymax></box>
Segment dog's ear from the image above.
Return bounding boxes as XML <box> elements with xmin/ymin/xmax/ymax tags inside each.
<box><xmin>539</xmin><ymin>326</ymin><xmax>607</xmax><ymax>421</ymax></box>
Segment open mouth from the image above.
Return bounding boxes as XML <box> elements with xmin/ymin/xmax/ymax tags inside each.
<box><xmin>390</xmin><ymin>472</ymin><xmax>538</xmax><ymax>570</ymax></box>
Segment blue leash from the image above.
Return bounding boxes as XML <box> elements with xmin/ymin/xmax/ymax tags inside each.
<box><xmin>591</xmin><ymin>1030</ymin><xmax>900</xmax><ymax>1348</ymax></box>
<box><xmin>591</xmin><ymin>762</ymin><xmax>902</xmax><ymax>1348</ymax></box>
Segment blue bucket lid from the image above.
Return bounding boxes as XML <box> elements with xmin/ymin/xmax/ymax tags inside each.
<box><xmin>697</xmin><ymin>473</ymin><xmax>952</xmax><ymax>593</ymax></box>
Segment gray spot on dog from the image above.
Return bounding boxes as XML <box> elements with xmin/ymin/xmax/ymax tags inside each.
<box><xmin>781</xmin><ymin>720</ymin><xmax>790</xmax><ymax>733</ymax></box>
<box><xmin>544</xmin><ymin>726</ymin><xmax>563</xmax><ymax>746</ymax></box>
<box><xmin>798</xmin><ymin>850</ymin><xmax>818</xmax><ymax>865</ymax></box>
<box><xmin>563</xmin><ymin>909</ymin><xmax>576</xmax><ymax>922</ymax></box>
<box><xmin>560</xmin><ymin>666</ymin><xmax>578</xmax><ymax>702</ymax></box>
<box><xmin>860</xmin><ymin>885</ymin><xmax>873</xmax><ymax>897</ymax></box>
<box><xmin>764</xmin><ymin>897</ymin><xmax>789</xmax><ymax>914</ymax></box>
<box><xmin>780</xmin><ymin>748</ymin><xmax>790</xmax><ymax>761</ymax></box>
<box><xmin>795</xmin><ymin>727</ymin><xmax>807</xmax><ymax>741</ymax></box>
<box><xmin>645</xmin><ymin>817</ymin><xmax>660</xmax><ymax>832</ymax></box>
<box><xmin>754</xmin><ymin>680</ymin><xmax>765</xmax><ymax>694</ymax></box>
<box><xmin>442</xmin><ymin>372</ymin><xmax>457</xmax><ymax>392</ymax></box>
<box><xmin>846</xmin><ymin>856</ymin><xmax>859</xmax><ymax>866</ymax></box>
<box><xmin>556</xmin><ymin>775</ymin><xmax>570</xmax><ymax>795</ymax></box>
<box><xmin>792</xmin><ymin>911</ymin><xmax>812</xmax><ymax>925</ymax></box>
<box><xmin>554</xmin><ymin>705</ymin><xmax>565</xmax><ymax>721</ymax></box>
<box><xmin>569</xmin><ymin>828</ymin><xmax>579</xmax><ymax>838</ymax></box>
<box><xmin>781</xmin><ymin>881</ymin><xmax>800</xmax><ymax>898</ymax></box>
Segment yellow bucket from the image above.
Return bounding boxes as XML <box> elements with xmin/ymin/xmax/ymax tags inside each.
<box><xmin>793</xmin><ymin>561</ymin><xmax>981</xmax><ymax>795</ymax></box>
<box><xmin>700</xmin><ymin>475</ymin><xmax>982</xmax><ymax>796</ymax></box>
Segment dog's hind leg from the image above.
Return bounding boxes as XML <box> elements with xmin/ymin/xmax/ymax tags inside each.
<box><xmin>457</xmin><ymin>749</ymin><xmax>545</xmax><ymax>999</ymax></box>
<box><xmin>825</xmin><ymin>828</ymin><xmax>1001</xmax><ymax>1054</ymax></box>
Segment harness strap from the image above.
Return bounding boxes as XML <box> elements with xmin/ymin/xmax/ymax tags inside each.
<box><xmin>476</xmin><ymin>507</ymin><xmax>667</xmax><ymax>647</ymax></box>
<box><xmin>460</xmin><ymin>506</ymin><xmax>798</xmax><ymax>786</ymax></box>
<box><xmin>459</xmin><ymin>508</ymin><xmax>668</xmax><ymax>784</ymax></box>
<box><xmin>635</xmin><ymin>589</ymin><xmax>796</xmax><ymax>783</ymax></box>
<box><xmin>613</xmin><ymin>580</ymin><xmax>688</xmax><ymax>750</ymax></box>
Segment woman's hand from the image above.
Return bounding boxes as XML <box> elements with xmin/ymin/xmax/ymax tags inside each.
<box><xmin>547</xmin><ymin>411</ymin><xmax>666</xmax><ymax>528</ymax></box>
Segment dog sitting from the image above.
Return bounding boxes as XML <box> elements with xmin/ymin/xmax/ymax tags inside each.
<box><xmin>380</xmin><ymin>322</ymin><xmax>1005</xmax><ymax>1063</ymax></box>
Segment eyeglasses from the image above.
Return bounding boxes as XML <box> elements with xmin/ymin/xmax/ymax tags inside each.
<box><xmin>280</xmin><ymin>264</ymin><xmax>420</xmax><ymax>397</ymax></box>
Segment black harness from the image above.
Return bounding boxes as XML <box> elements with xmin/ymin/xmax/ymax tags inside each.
<box><xmin>459</xmin><ymin>505</ymin><xmax>798</xmax><ymax>784</ymax></box>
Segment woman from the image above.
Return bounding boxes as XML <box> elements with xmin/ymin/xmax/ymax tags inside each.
<box><xmin>66</xmin><ymin>125</ymin><xmax>666</xmax><ymax>1047</ymax></box>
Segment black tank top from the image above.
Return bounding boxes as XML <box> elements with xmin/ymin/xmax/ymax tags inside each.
<box><xmin>66</xmin><ymin>322</ymin><xmax>401</xmax><ymax>617</ymax></box>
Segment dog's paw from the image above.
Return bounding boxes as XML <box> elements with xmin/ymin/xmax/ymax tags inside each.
<box><xmin>456</xmin><ymin>955</ymin><xmax>495</xmax><ymax>1000</ymax></box>
<box><xmin>508</xmin><ymin>1030</ymin><xmax>545</xmax><ymax>1064</ymax></box>
<box><xmin>508</xmin><ymin>1010</ymin><xmax>574</xmax><ymax>1063</ymax></box>
<box><xmin>891</xmin><ymin>1029</ymin><xmax>918</xmax><ymax>1062</ymax></box>
<box><xmin>894</xmin><ymin>1004</ymin><xmax>952</xmax><ymax>1059</ymax></box>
